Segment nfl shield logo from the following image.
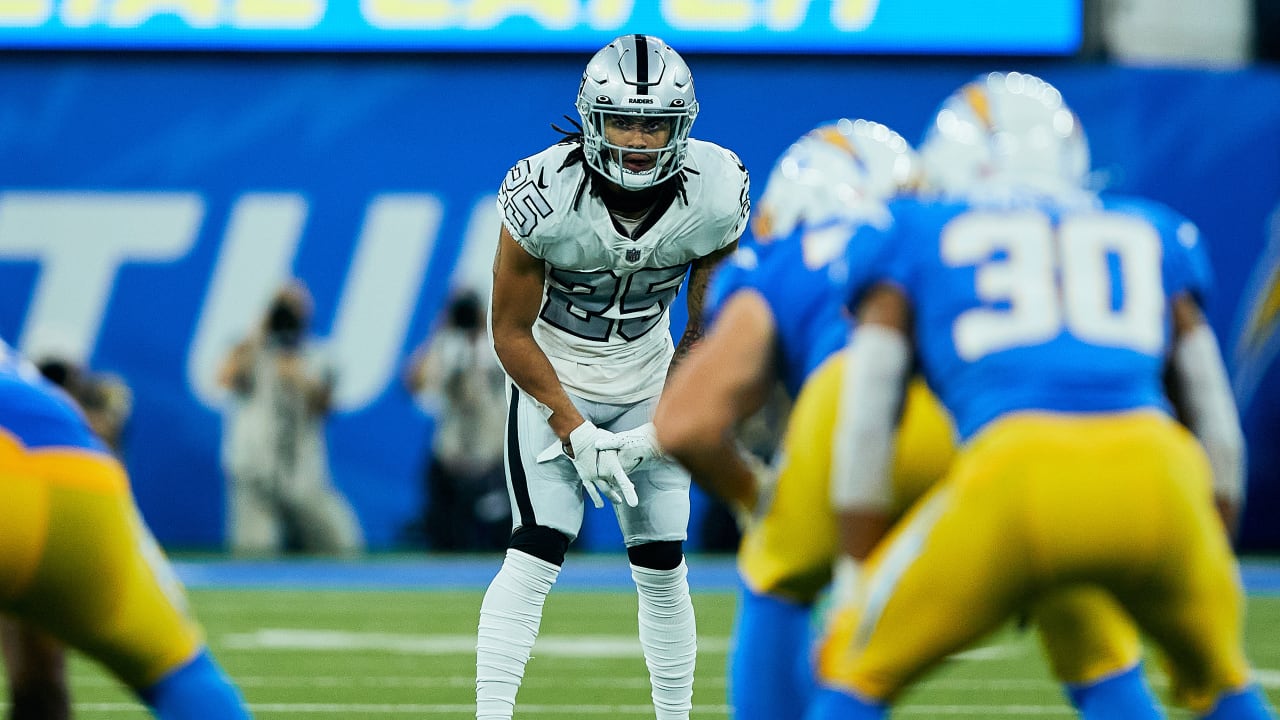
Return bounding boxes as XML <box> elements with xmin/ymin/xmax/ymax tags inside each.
<box><xmin>626</xmin><ymin>249</ymin><xmax>641</xmax><ymax>263</ymax></box>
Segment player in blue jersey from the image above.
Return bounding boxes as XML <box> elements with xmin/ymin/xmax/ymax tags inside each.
<box><xmin>807</xmin><ymin>72</ymin><xmax>1273</xmax><ymax>720</ymax></box>
<box><xmin>639</xmin><ymin>118</ymin><xmax>954</xmax><ymax>719</ymax></box>
<box><xmin>0</xmin><ymin>338</ymin><xmax>253</xmax><ymax>719</ymax></box>
<box><xmin>613</xmin><ymin>116</ymin><xmax>1166</xmax><ymax>719</ymax></box>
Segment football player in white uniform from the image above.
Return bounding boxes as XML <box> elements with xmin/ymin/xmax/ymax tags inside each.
<box><xmin>475</xmin><ymin>34</ymin><xmax>749</xmax><ymax>720</ymax></box>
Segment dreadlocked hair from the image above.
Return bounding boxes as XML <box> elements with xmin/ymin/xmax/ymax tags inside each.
<box><xmin>551</xmin><ymin>115</ymin><xmax>586</xmax><ymax>171</ymax></box>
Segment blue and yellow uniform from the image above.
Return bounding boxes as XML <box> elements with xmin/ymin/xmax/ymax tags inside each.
<box><xmin>713</xmin><ymin>200</ymin><xmax>1164</xmax><ymax>718</ymax></box>
<box><xmin>813</xmin><ymin>193</ymin><xmax>1260</xmax><ymax>716</ymax></box>
<box><xmin>707</xmin><ymin>216</ymin><xmax>955</xmax><ymax>718</ymax></box>
<box><xmin>707</xmin><ymin>222</ymin><xmax>955</xmax><ymax>604</ymax></box>
<box><xmin>0</xmin><ymin>340</ymin><xmax>251</xmax><ymax>718</ymax></box>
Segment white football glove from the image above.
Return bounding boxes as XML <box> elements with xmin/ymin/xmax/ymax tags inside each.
<box><xmin>536</xmin><ymin>421</ymin><xmax>639</xmax><ymax>509</ymax></box>
<box><xmin>597</xmin><ymin>422</ymin><xmax>663</xmax><ymax>473</ymax></box>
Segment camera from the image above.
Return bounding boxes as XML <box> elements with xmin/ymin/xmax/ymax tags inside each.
<box><xmin>448</xmin><ymin>291</ymin><xmax>482</xmax><ymax>331</ymax></box>
<box><xmin>266</xmin><ymin>298</ymin><xmax>304</xmax><ymax>349</ymax></box>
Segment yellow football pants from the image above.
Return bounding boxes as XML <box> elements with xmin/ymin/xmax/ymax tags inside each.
<box><xmin>0</xmin><ymin>432</ymin><xmax>204</xmax><ymax>689</ymax></box>
<box><xmin>741</xmin><ymin>353</ymin><xmax>1150</xmax><ymax>687</ymax></box>
<box><xmin>814</xmin><ymin>411</ymin><xmax>1250</xmax><ymax>712</ymax></box>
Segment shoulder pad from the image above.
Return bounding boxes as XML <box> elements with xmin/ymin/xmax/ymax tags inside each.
<box><xmin>497</xmin><ymin>143</ymin><xmax>590</xmax><ymax>244</ymax></box>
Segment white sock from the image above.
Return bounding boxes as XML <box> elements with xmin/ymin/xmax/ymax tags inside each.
<box><xmin>632</xmin><ymin>559</ymin><xmax>697</xmax><ymax>720</ymax></box>
<box><xmin>476</xmin><ymin>549</ymin><xmax>560</xmax><ymax>720</ymax></box>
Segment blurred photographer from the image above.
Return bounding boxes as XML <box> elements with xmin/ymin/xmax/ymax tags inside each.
<box><xmin>218</xmin><ymin>280</ymin><xmax>364</xmax><ymax>556</ymax></box>
<box><xmin>403</xmin><ymin>290</ymin><xmax>510</xmax><ymax>551</ymax></box>
<box><xmin>36</xmin><ymin>358</ymin><xmax>133</xmax><ymax>456</ymax></box>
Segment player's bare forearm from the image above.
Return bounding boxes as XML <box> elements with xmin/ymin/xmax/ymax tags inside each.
<box><xmin>670</xmin><ymin>326</ymin><xmax>702</xmax><ymax>374</ymax></box>
<box><xmin>671</xmin><ymin>240</ymin><xmax>736</xmax><ymax>373</ymax></box>
<box><xmin>670</xmin><ymin>282</ymin><xmax>707</xmax><ymax>374</ymax></box>
<box><xmin>493</xmin><ymin>330</ymin><xmax>582</xmax><ymax>440</ymax></box>
<box><xmin>492</xmin><ymin>226</ymin><xmax>584</xmax><ymax>442</ymax></box>
<box><xmin>657</xmin><ymin>290</ymin><xmax>777</xmax><ymax>508</ymax></box>
<box><xmin>678</xmin><ymin>438</ymin><xmax>759</xmax><ymax>510</ymax></box>
<box><xmin>656</xmin><ymin>361</ymin><xmax>758</xmax><ymax>508</ymax></box>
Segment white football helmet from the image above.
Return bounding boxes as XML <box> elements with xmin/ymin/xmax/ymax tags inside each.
<box><xmin>576</xmin><ymin>34</ymin><xmax>698</xmax><ymax>190</ymax></box>
<box><xmin>754</xmin><ymin>118</ymin><xmax>919</xmax><ymax>242</ymax></box>
<box><xmin>920</xmin><ymin>71</ymin><xmax>1089</xmax><ymax>198</ymax></box>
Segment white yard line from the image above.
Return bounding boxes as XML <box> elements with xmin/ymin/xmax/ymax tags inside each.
<box><xmin>72</xmin><ymin>703</ymin><xmax>725</xmax><ymax>714</ymax></box>
<box><xmin>66</xmin><ymin>674</ymin><xmax>699</xmax><ymax>689</ymax></box>
<box><xmin>218</xmin><ymin>629</ymin><xmax>730</xmax><ymax>656</ymax></box>
<box><xmin>69</xmin><ymin>702</ymin><xmax>1078</xmax><ymax>715</ymax></box>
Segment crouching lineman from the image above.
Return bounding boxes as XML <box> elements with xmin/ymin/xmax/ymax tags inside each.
<box><xmin>0</xmin><ymin>337</ymin><xmax>252</xmax><ymax>719</ymax></box>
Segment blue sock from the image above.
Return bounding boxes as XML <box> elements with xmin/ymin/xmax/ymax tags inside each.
<box><xmin>802</xmin><ymin>686</ymin><xmax>887</xmax><ymax>720</ymax></box>
<box><xmin>139</xmin><ymin>648</ymin><xmax>252</xmax><ymax>719</ymax></box>
<box><xmin>729</xmin><ymin>583</ymin><xmax>816</xmax><ymax>719</ymax></box>
<box><xmin>1203</xmin><ymin>685</ymin><xmax>1277</xmax><ymax>720</ymax></box>
<box><xmin>1066</xmin><ymin>663</ymin><xmax>1165</xmax><ymax>720</ymax></box>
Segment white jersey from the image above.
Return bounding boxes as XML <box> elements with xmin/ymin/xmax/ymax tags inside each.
<box><xmin>497</xmin><ymin>138</ymin><xmax>750</xmax><ymax>403</ymax></box>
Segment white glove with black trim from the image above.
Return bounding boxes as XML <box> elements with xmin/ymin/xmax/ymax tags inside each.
<box><xmin>536</xmin><ymin>421</ymin><xmax>639</xmax><ymax>509</ymax></box>
<box><xmin>597</xmin><ymin>422</ymin><xmax>663</xmax><ymax>473</ymax></box>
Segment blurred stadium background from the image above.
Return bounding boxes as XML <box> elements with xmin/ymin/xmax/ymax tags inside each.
<box><xmin>2</xmin><ymin>0</ymin><xmax>1279</xmax><ymax>554</ymax></box>
<box><xmin>2</xmin><ymin>0</ymin><xmax>1280</xmax><ymax>715</ymax></box>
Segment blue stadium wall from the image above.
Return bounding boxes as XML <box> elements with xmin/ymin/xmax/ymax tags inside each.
<box><xmin>1</xmin><ymin>54</ymin><xmax>1278</xmax><ymax>552</ymax></box>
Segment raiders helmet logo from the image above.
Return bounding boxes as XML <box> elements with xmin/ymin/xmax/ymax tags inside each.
<box><xmin>626</xmin><ymin>248</ymin><xmax>641</xmax><ymax>263</ymax></box>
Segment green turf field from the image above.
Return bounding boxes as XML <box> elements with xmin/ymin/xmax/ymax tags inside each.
<box><xmin>7</xmin><ymin>584</ymin><xmax>1280</xmax><ymax>718</ymax></box>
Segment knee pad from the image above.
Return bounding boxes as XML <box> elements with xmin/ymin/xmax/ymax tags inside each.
<box><xmin>627</xmin><ymin>540</ymin><xmax>684</xmax><ymax>570</ymax></box>
<box><xmin>509</xmin><ymin>525</ymin><xmax>569</xmax><ymax>567</ymax></box>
